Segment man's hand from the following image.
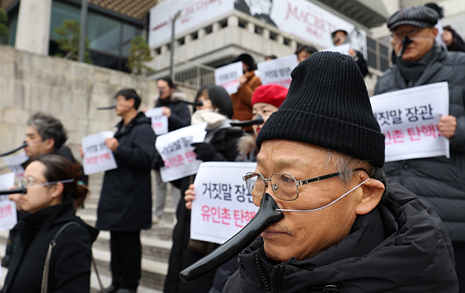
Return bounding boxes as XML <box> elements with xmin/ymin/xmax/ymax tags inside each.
<box><xmin>239</xmin><ymin>75</ymin><xmax>248</xmax><ymax>87</ymax></box>
<box><xmin>442</xmin><ymin>30</ymin><xmax>453</xmax><ymax>46</ymax></box>
<box><xmin>438</xmin><ymin>115</ymin><xmax>457</xmax><ymax>139</ymax></box>
<box><xmin>185</xmin><ymin>184</ymin><xmax>196</xmax><ymax>210</ymax></box>
<box><xmin>162</xmin><ymin>106</ymin><xmax>171</xmax><ymax>118</ymax></box>
<box><xmin>105</xmin><ymin>138</ymin><xmax>119</xmax><ymax>152</ymax></box>
<box><xmin>348</xmin><ymin>48</ymin><xmax>357</xmax><ymax>58</ymax></box>
<box><xmin>8</xmin><ymin>186</ymin><xmax>22</xmax><ymax>211</ymax></box>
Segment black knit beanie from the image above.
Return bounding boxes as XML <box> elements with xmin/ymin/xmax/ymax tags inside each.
<box><xmin>256</xmin><ymin>51</ymin><xmax>385</xmax><ymax>167</ymax></box>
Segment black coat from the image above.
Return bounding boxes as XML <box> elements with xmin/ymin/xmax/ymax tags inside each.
<box><xmin>223</xmin><ymin>181</ymin><xmax>458</xmax><ymax>292</ymax></box>
<box><xmin>2</xmin><ymin>201</ymin><xmax>98</xmax><ymax>293</ymax></box>
<box><xmin>155</xmin><ymin>92</ymin><xmax>191</xmax><ymax>132</ymax></box>
<box><xmin>164</xmin><ymin>126</ymin><xmax>244</xmax><ymax>293</ymax></box>
<box><xmin>96</xmin><ymin>112</ymin><xmax>156</xmax><ymax>231</ymax></box>
<box><xmin>375</xmin><ymin>44</ymin><xmax>465</xmax><ymax>241</ymax></box>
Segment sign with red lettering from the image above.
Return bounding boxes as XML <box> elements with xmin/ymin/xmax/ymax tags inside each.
<box><xmin>257</xmin><ymin>54</ymin><xmax>298</xmax><ymax>88</ymax></box>
<box><xmin>145</xmin><ymin>107</ymin><xmax>169</xmax><ymax>135</ymax></box>
<box><xmin>191</xmin><ymin>162</ymin><xmax>258</xmax><ymax>244</ymax></box>
<box><xmin>0</xmin><ymin>173</ymin><xmax>18</xmax><ymax>231</ymax></box>
<box><xmin>155</xmin><ymin>123</ymin><xmax>207</xmax><ymax>182</ymax></box>
<box><xmin>81</xmin><ymin>131</ymin><xmax>118</xmax><ymax>175</ymax></box>
<box><xmin>371</xmin><ymin>82</ymin><xmax>450</xmax><ymax>162</ymax></box>
<box><xmin>215</xmin><ymin>62</ymin><xmax>243</xmax><ymax>95</ymax></box>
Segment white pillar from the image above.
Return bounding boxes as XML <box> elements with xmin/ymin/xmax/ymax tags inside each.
<box><xmin>290</xmin><ymin>40</ymin><xmax>297</xmax><ymax>51</ymax></box>
<box><xmin>198</xmin><ymin>28</ymin><xmax>206</xmax><ymax>38</ymax></box>
<box><xmin>227</xmin><ymin>16</ymin><xmax>239</xmax><ymax>27</ymax></box>
<box><xmin>277</xmin><ymin>35</ymin><xmax>284</xmax><ymax>44</ymax></box>
<box><xmin>262</xmin><ymin>29</ymin><xmax>270</xmax><ymax>39</ymax></box>
<box><xmin>15</xmin><ymin>0</ymin><xmax>52</xmax><ymax>55</ymax></box>
<box><xmin>246</xmin><ymin>22</ymin><xmax>255</xmax><ymax>33</ymax></box>
<box><xmin>185</xmin><ymin>34</ymin><xmax>192</xmax><ymax>44</ymax></box>
<box><xmin>212</xmin><ymin>23</ymin><xmax>220</xmax><ymax>32</ymax></box>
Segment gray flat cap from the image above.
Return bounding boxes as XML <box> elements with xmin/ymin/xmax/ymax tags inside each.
<box><xmin>387</xmin><ymin>6</ymin><xmax>438</xmax><ymax>30</ymax></box>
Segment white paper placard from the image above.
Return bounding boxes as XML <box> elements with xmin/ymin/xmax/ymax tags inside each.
<box><xmin>145</xmin><ymin>107</ymin><xmax>169</xmax><ymax>135</ymax></box>
<box><xmin>371</xmin><ymin>82</ymin><xmax>450</xmax><ymax>162</ymax></box>
<box><xmin>0</xmin><ymin>173</ymin><xmax>18</xmax><ymax>231</ymax></box>
<box><xmin>82</xmin><ymin>131</ymin><xmax>118</xmax><ymax>175</ymax></box>
<box><xmin>156</xmin><ymin>123</ymin><xmax>207</xmax><ymax>182</ymax></box>
<box><xmin>191</xmin><ymin>162</ymin><xmax>258</xmax><ymax>244</ymax></box>
<box><xmin>2</xmin><ymin>151</ymin><xmax>28</xmax><ymax>177</ymax></box>
<box><xmin>215</xmin><ymin>62</ymin><xmax>243</xmax><ymax>95</ymax></box>
<box><xmin>257</xmin><ymin>54</ymin><xmax>298</xmax><ymax>88</ymax></box>
<box><xmin>320</xmin><ymin>43</ymin><xmax>351</xmax><ymax>55</ymax></box>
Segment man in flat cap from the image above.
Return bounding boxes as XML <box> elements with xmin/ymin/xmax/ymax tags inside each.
<box><xmin>222</xmin><ymin>52</ymin><xmax>458</xmax><ymax>292</ymax></box>
<box><xmin>375</xmin><ymin>6</ymin><xmax>465</xmax><ymax>289</ymax></box>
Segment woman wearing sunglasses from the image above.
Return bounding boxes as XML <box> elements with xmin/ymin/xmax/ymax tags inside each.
<box><xmin>2</xmin><ymin>154</ymin><xmax>98</xmax><ymax>293</ymax></box>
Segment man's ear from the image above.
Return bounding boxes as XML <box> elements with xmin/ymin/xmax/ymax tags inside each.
<box><xmin>44</xmin><ymin>138</ymin><xmax>55</xmax><ymax>152</ymax></box>
<box><xmin>432</xmin><ymin>27</ymin><xmax>439</xmax><ymax>38</ymax></box>
<box><xmin>355</xmin><ymin>178</ymin><xmax>385</xmax><ymax>215</ymax></box>
<box><xmin>128</xmin><ymin>98</ymin><xmax>135</xmax><ymax>109</ymax></box>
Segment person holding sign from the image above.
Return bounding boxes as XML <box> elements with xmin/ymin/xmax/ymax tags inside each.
<box><xmin>2</xmin><ymin>154</ymin><xmax>98</xmax><ymax>293</ymax></box>
<box><xmin>96</xmin><ymin>89</ymin><xmax>156</xmax><ymax>293</ymax></box>
<box><xmin>152</xmin><ymin>77</ymin><xmax>192</xmax><ymax>224</ymax></box>
<box><xmin>230</xmin><ymin>54</ymin><xmax>262</xmax><ymax>131</ymax></box>
<box><xmin>217</xmin><ymin>52</ymin><xmax>457</xmax><ymax>291</ymax></box>
<box><xmin>375</xmin><ymin>6</ymin><xmax>465</xmax><ymax>287</ymax></box>
<box><xmin>331</xmin><ymin>29</ymin><xmax>369</xmax><ymax>77</ymax></box>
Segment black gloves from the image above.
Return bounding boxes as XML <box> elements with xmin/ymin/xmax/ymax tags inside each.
<box><xmin>191</xmin><ymin>142</ymin><xmax>217</xmax><ymax>162</ymax></box>
<box><xmin>152</xmin><ymin>152</ymin><xmax>165</xmax><ymax>170</ymax></box>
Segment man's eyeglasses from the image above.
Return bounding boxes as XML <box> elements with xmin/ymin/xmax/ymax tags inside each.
<box><xmin>18</xmin><ymin>176</ymin><xmax>75</xmax><ymax>189</ymax></box>
<box><xmin>391</xmin><ymin>27</ymin><xmax>425</xmax><ymax>41</ymax></box>
<box><xmin>243</xmin><ymin>168</ymin><xmax>368</xmax><ymax>201</ymax></box>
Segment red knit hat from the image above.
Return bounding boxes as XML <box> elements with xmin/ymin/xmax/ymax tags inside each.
<box><xmin>251</xmin><ymin>84</ymin><xmax>288</xmax><ymax>108</ymax></box>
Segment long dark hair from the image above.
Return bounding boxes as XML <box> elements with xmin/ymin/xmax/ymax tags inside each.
<box><xmin>195</xmin><ymin>85</ymin><xmax>234</xmax><ymax>119</ymax></box>
<box><xmin>30</xmin><ymin>154</ymin><xmax>89</xmax><ymax>209</ymax></box>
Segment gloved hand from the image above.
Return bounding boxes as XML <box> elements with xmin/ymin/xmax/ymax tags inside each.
<box><xmin>152</xmin><ymin>152</ymin><xmax>165</xmax><ymax>170</ymax></box>
<box><xmin>191</xmin><ymin>142</ymin><xmax>217</xmax><ymax>162</ymax></box>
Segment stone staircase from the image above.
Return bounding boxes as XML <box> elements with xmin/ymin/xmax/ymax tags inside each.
<box><xmin>0</xmin><ymin>171</ymin><xmax>178</xmax><ymax>293</ymax></box>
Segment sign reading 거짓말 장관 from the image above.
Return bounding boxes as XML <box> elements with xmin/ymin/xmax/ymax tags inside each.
<box><xmin>191</xmin><ymin>162</ymin><xmax>258</xmax><ymax>244</ymax></box>
<box><xmin>148</xmin><ymin>0</ymin><xmax>366</xmax><ymax>57</ymax></box>
<box><xmin>370</xmin><ymin>82</ymin><xmax>450</xmax><ymax>162</ymax></box>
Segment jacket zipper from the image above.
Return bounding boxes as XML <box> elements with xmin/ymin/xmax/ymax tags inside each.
<box><xmin>255</xmin><ymin>254</ymin><xmax>272</xmax><ymax>293</ymax></box>
<box><xmin>270</xmin><ymin>265</ymin><xmax>283</xmax><ymax>293</ymax></box>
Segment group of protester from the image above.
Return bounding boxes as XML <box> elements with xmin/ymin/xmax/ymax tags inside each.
<box><xmin>1</xmin><ymin>3</ymin><xmax>465</xmax><ymax>293</ymax></box>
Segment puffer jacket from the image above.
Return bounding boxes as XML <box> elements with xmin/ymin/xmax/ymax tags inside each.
<box><xmin>223</xmin><ymin>181</ymin><xmax>458</xmax><ymax>292</ymax></box>
<box><xmin>374</xmin><ymin>44</ymin><xmax>465</xmax><ymax>241</ymax></box>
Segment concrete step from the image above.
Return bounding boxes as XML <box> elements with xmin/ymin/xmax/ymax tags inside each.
<box><xmin>77</xmin><ymin>204</ymin><xmax>176</xmax><ymax>224</ymax></box>
<box><xmin>78</xmin><ymin>214</ymin><xmax>176</xmax><ymax>241</ymax></box>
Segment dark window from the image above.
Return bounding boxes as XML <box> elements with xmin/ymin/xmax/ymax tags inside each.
<box><xmin>255</xmin><ymin>26</ymin><xmax>262</xmax><ymax>34</ymax></box>
<box><xmin>367</xmin><ymin>37</ymin><xmax>376</xmax><ymax>51</ymax></box>
<box><xmin>220</xmin><ymin>20</ymin><xmax>227</xmax><ymax>28</ymax></box>
<box><xmin>380</xmin><ymin>56</ymin><xmax>389</xmax><ymax>72</ymax></box>
<box><xmin>87</xmin><ymin>13</ymin><xmax>121</xmax><ymax>55</ymax></box>
<box><xmin>367</xmin><ymin>50</ymin><xmax>377</xmax><ymax>69</ymax></box>
<box><xmin>192</xmin><ymin>32</ymin><xmax>198</xmax><ymax>40</ymax></box>
<box><xmin>269</xmin><ymin>32</ymin><xmax>277</xmax><ymax>40</ymax></box>
<box><xmin>380</xmin><ymin>44</ymin><xmax>388</xmax><ymax>57</ymax></box>
<box><xmin>238</xmin><ymin>20</ymin><xmax>246</xmax><ymax>28</ymax></box>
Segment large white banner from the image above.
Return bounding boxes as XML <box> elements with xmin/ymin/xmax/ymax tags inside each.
<box><xmin>156</xmin><ymin>123</ymin><xmax>207</xmax><ymax>182</ymax></box>
<box><xmin>257</xmin><ymin>54</ymin><xmax>298</xmax><ymax>88</ymax></box>
<box><xmin>145</xmin><ymin>108</ymin><xmax>169</xmax><ymax>135</ymax></box>
<box><xmin>82</xmin><ymin>131</ymin><xmax>118</xmax><ymax>175</ymax></box>
<box><xmin>191</xmin><ymin>162</ymin><xmax>258</xmax><ymax>244</ymax></box>
<box><xmin>0</xmin><ymin>173</ymin><xmax>18</xmax><ymax>231</ymax></box>
<box><xmin>215</xmin><ymin>62</ymin><xmax>243</xmax><ymax>95</ymax></box>
<box><xmin>149</xmin><ymin>0</ymin><xmax>235</xmax><ymax>47</ymax></box>
<box><xmin>371</xmin><ymin>82</ymin><xmax>450</xmax><ymax>162</ymax></box>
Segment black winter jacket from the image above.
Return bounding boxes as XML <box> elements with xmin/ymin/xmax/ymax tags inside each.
<box><xmin>223</xmin><ymin>181</ymin><xmax>458</xmax><ymax>292</ymax></box>
<box><xmin>164</xmin><ymin>126</ymin><xmax>245</xmax><ymax>293</ymax></box>
<box><xmin>155</xmin><ymin>92</ymin><xmax>191</xmax><ymax>132</ymax></box>
<box><xmin>2</xmin><ymin>201</ymin><xmax>98</xmax><ymax>293</ymax></box>
<box><xmin>96</xmin><ymin>112</ymin><xmax>156</xmax><ymax>231</ymax></box>
<box><xmin>375</xmin><ymin>44</ymin><xmax>465</xmax><ymax>241</ymax></box>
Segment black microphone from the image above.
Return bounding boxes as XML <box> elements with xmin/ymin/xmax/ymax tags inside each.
<box><xmin>0</xmin><ymin>142</ymin><xmax>28</xmax><ymax>157</ymax></box>
<box><xmin>398</xmin><ymin>36</ymin><xmax>413</xmax><ymax>59</ymax></box>
<box><xmin>230</xmin><ymin>115</ymin><xmax>264</xmax><ymax>127</ymax></box>
<box><xmin>96</xmin><ymin>105</ymin><xmax>117</xmax><ymax>110</ymax></box>
<box><xmin>0</xmin><ymin>187</ymin><xmax>27</xmax><ymax>195</ymax></box>
<box><xmin>180</xmin><ymin>100</ymin><xmax>204</xmax><ymax>107</ymax></box>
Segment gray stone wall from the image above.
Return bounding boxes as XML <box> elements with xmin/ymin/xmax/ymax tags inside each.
<box><xmin>0</xmin><ymin>45</ymin><xmax>195</xmax><ymax>172</ymax></box>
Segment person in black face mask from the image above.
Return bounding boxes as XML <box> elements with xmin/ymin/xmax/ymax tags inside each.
<box><xmin>375</xmin><ymin>6</ymin><xmax>465</xmax><ymax>291</ymax></box>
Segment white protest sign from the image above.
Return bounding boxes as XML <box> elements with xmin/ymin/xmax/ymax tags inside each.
<box><xmin>215</xmin><ymin>62</ymin><xmax>243</xmax><ymax>95</ymax></box>
<box><xmin>257</xmin><ymin>54</ymin><xmax>298</xmax><ymax>88</ymax></box>
<box><xmin>191</xmin><ymin>162</ymin><xmax>258</xmax><ymax>244</ymax></box>
<box><xmin>145</xmin><ymin>108</ymin><xmax>169</xmax><ymax>135</ymax></box>
<box><xmin>435</xmin><ymin>19</ymin><xmax>448</xmax><ymax>51</ymax></box>
<box><xmin>320</xmin><ymin>43</ymin><xmax>351</xmax><ymax>56</ymax></box>
<box><xmin>156</xmin><ymin>123</ymin><xmax>207</xmax><ymax>182</ymax></box>
<box><xmin>81</xmin><ymin>131</ymin><xmax>118</xmax><ymax>175</ymax></box>
<box><xmin>371</xmin><ymin>82</ymin><xmax>450</xmax><ymax>162</ymax></box>
<box><xmin>3</xmin><ymin>151</ymin><xmax>28</xmax><ymax>177</ymax></box>
<box><xmin>0</xmin><ymin>173</ymin><xmax>18</xmax><ymax>231</ymax></box>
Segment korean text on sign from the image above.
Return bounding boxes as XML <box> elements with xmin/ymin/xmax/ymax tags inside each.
<box><xmin>0</xmin><ymin>173</ymin><xmax>18</xmax><ymax>231</ymax></box>
<box><xmin>257</xmin><ymin>54</ymin><xmax>298</xmax><ymax>89</ymax></box>
<box><xmin>145</xmin><ymin>107</ymin><xmax>168</xmax><ymax>135</ymax></box>
<box><xmin>191</xmin><ymin>162</ymin><xmax>258</xmax><ymax>244</ymax></box>
<box><xmin>215</xmin><ymin>61</ymin><xmax>243</xmax><ymax>95</ymax></box>
<box><xmin>155</xmin><ymin>123</ymin><xmax>207</xmax><ymax>182</ymax></box>
<box><xmin>370</xmin><ymin>82</ymin><xmax>450</xmax><ymax>162</ymax></box>
<box><xmin>81</xmin><ymin>131</ymin><xmax>118</xmax><ymax>175</ymax></box>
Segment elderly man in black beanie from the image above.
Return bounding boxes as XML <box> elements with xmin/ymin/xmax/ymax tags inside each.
<box><xmin>375</xmin><ymin>6</ymin><xmax>465</xmax><ymax>290</ymax></box>
<box><xmin>222</xmin><ymin>52</ymin><xmax>458</xmax><ymax>292</ymax></box>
